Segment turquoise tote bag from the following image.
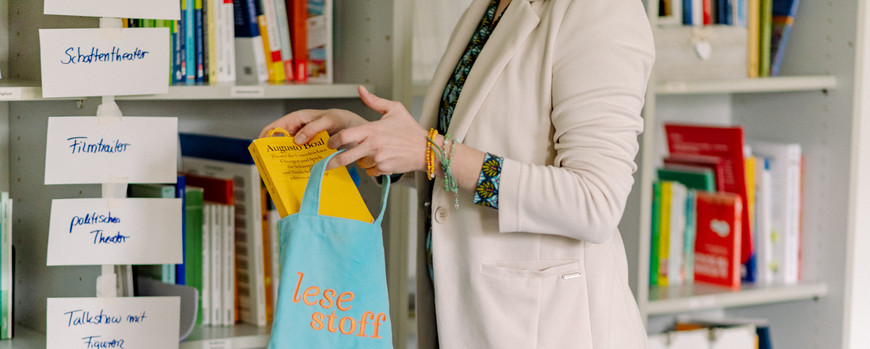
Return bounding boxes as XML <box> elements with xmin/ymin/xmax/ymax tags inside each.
<box><xmin>268</xmin><ymin>150</ymin><xmax>393</xmax><ymax>348</ymax></box>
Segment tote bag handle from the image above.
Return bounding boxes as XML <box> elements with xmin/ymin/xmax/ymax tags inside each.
<box><xmin>298</xmin><ymin>149</ymin><xmax>390</xmax><ymax>224</ymax></box>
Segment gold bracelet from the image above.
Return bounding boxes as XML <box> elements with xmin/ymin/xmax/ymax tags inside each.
<box><xmin>426</xmin><ymin>128</ymin><xmax>438</xmax><ymax>180</ymax></box>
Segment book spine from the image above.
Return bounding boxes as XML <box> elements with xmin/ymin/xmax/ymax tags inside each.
<box><xmin>650</xmin><ymin>182</ymin><xmax>661</xmax><ymax>286</ymax></box>
<box><xmin>185</xmin><ymin>0</ymin><xmax>196</xmax><ymax>83</ymax></box>
<box><xmin>759</xmin><ymin>0</ymin><xmax>773</xmax><ymax>77</ymax></box>
<box><xmin>202</xmin><ymin>204</ymin><xmax>211</xmax><ymax>326</ymax></box>
<box><xmin>288</xmin><ymin>0</ymin><xmax>308</xmax><ymax>81</ymax></box>
<box><xmin>273</xmin><ymin>0</ymin><xmax>295</xmax><ymax>81</ymax></box>
<box><xmin>207</xmin><ymin>0</ymin><xmax>218</xmax><ymax>82</ymax></box>
<box><xmin>211</xmin><ymin>204</ymin><xmax>223</xmax><ymax>326</ymax></box>
<box><xmin>195</xmin><ymin>0</ymin><xmax>205</xmax><ymax>83</ymax></box>
<box><xmin>261</xmin><ymin>0</ymin><xmax>286</xmax><ymax>81</ymax></box>
<box><xmin>658</xmin><ymin>181</ymin><xmax>672</xmax><ymax>287</ymax></box>
<box><xmin>223</xmin><ymin>204</ymin><xmax>236</xmax><ymax>325</ymax></box>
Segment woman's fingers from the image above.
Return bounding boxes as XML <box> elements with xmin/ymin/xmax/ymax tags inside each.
<box><xmin>359</xmin><ymin>85</ymin><xmax>396</xmax><ymax>115</ymax></box>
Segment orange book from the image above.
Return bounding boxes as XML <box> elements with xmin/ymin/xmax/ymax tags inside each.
<box><xmin>286</xmin><ymin>0</ymin><xmax>308</xmax><ymax>81</ymax></box>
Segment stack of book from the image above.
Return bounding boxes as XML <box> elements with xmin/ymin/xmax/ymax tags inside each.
<box><xmin>649</xmin><ymin>123</ymin><xmax>803</xmax><ymax>290</ymax></box>
<box><xmin>124</xmin><ymin>0</ymin><xmax>333</xmax><ymax>85</ymax></box>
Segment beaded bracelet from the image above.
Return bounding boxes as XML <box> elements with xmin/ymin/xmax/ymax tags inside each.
<box><xmin>425</xmin><ymin>128</ymin><xmax>438</xmax><ymax>180</ymax></box>
<box><xmin>427</xmin><ymin>134</ymin><xmax>459</xmax><ymax>209</ymax></box>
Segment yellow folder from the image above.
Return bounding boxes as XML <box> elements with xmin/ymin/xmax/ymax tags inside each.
<box><xmin>249</xmin><ymin>128</ymin><xmax>372</xmax><ymax>223</ymax></box>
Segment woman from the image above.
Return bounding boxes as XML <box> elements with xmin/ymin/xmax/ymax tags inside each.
<box><xmin>260</xmin><ymin>0</ymin><xmax>655</xmax><ymax>347</ymax></box>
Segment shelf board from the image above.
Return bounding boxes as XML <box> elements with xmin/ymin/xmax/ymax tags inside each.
<box><xmin>180</xmin><ymin>323</ymin><xmax>270</xmax><ymax>349</ymax></box>
<box><xmin>655</xmin><ymin>75</ymin><xmax>837</xmax><ymax>95</ymax></box>
<box><xmin>646</xmin><ymin>282</ymin><xmax>828</xmax><ymax>315</ymax></box>
<box><xmin>0</xmin><ymin>80</ymin><xmax>369</xmax><ymax>101</ymax></box>
<box><xmin>0</xmin><ymin>327</ymin><xmax>45</xmax><ymax>349</ymax></box>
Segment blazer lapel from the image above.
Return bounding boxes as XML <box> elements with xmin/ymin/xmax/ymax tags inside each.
<box><xmin>445</xmin><ymin>0</ymin><xmax>541</xmax><ymax>142</ymax></box>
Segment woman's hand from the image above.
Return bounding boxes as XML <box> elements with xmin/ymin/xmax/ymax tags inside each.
<box><xmin>257</xmin><ymin>103</ymin><xmax>369</xmax><ymax>143</ymax></box>
<box><xmin>327</xmin><ymin>86</ymin><xmax>429</xmax><ymax>176</ymax></box>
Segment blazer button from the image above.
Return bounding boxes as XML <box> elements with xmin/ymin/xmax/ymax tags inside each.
<box><xmin>434</xmin><ymin>206</ymin><xmax>448</xmax><ymax>224</ymax></box>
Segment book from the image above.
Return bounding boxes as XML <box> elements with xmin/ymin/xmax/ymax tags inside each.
<box><xmin>0</xmin><ymin>193</ymin><xmax>11</xmax><ymax>339</ymax></box>
<box><xmin>185</xmin><ymin>186</ymin><xmax>205</xmax><ymax>325</ymax></box>
<box><xmin>305</xmin><ymin>0</ymin><xmax>333</xmax><ymax>83</ymax></box>
<box><xmin>234</xmin><ymin>0</ymin><xmax>269</xmax><ymax>82</ymax></box>
<box><xmin>258</xmin><ymin>0</ymin><xmax>286</xmax><ymax>81</ymax></box>
<box><xmin>749</xmin><ymin>140</ymin><xmax>802</xmax><ymax>284</ymax></box>
<box><xmin>650</xmin><ymin>181</ymin><xmax>662</xmax><ymax>286</ymax></box>
<box><xmin>216</xmin><ymin>0</ymin><xmax>237</xmax><ymax>82</ymax></box>
<box><xmin>662</xmin><ymin>153</ymin><xmax>725</xmax><ymax>191</ymax></box>
<box><xmin>759</xmin><ymin>0</ymin><xmax>773</xmax><ymax>77</ymax></box>
<box><xmin>221</xmin><ymin>202</ymin><xmax>236</xmax><ymax>326</ymax></box>
<box><xmin>746</xmin><ymin>0</ymin><xmax>760</xmax><ymax>77</ymax></box>
<box><xmin>207</xmin><ymin>0</ymin><xmax>218</xmax><ymax>82</ymax></box>
<box><xmin>770</xmin><ymin>0</ymin><xmax>800</xmax><ymax>76</ymax></box>
<box><xmin>667</xmin><ymin>181</ymin><xmax>688</xmax><ymax>285</ymax></box>
<box><xmin>248</xmin><ymin>129</ymin><xmax>373</xmax><ymax>222</ymax></box>
<box><xmin>272</xmin><ymin>0</ymin><xmax>295</xmax><ymax>81</ymax></box>
<box><xmin>657</xmin><ymin>166</ymin><xmax>716</xmax><ymax>192</ymax></box>
<box><xmin>201</xmin><ymin>202</ymin><xmax>212</xmax><ymax>326</ymax></box>
<box><xmin>665</xmin><ymin>123</ymin><xmax>753</xmax><ymax>265</ymax></box>
<box><xmin>287</xmin><ymin>0</ymin><xmax>308</xmax><ymax>81</ymax></box>
<box><xmin>658</xmin><ymin>181</ymin><xmax>672</xmax><ymax>286</ymax></box>
<box><xmin>185</xmin><ymin>0</ymin><xmax>196</xmax><ymax>83</ymax></box>
<box><xmin>195</xmin><ymin>0</ymin><xmax>206</xmax><ymax>83</ymax></box>
<box><xmin>693</xmin><ymin>191</ymin><xmax>743</xmax><ymax>289</ymax></box>
<box><xmin>754</xmin><ymin>156</ymin><xmax>775</xmax><ymax>285</ymax></box>
<box><xmin>675</xmin><ymin>315</ymin><xmax>771</xmax><ymax>349</ymax></box>
<box><xmin>180</xmin><ymin>133</ymin><xmax>268</xmax><ymax>327</ymax></box>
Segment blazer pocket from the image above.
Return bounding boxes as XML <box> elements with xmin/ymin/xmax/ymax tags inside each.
<box><xmin>480</xmin><ymin>259</ymin><xmax>580</xmax><ymax>279</ymax></box>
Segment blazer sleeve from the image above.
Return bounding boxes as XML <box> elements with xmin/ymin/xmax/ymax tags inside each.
<box><xmin>497</xmin><ymin>0</ymin><xmax>655</xmax><ymax>243</ymax></box>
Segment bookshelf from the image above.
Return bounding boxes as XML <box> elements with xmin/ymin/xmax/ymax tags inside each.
<box><xmin>616</xmin><ymin>0</ymin><xmax>870</xmax><ymax>347</ymax></box>
<box><xmin>0</xmin><ymin>0</ymin><xmax>414</xmax><ymax>348</ymax></box>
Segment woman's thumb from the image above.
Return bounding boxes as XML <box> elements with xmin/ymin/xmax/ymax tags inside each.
<box><xmin>359</xmin><ymin>85</ymin><xmax>391</xmax><ymax>114</ymax></box>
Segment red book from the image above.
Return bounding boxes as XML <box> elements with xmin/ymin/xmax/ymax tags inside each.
<box><xmin>182</xmin><ymin>173</ymin><xmax>234</xmax><ymax>205</ymax></box>
<box><xmin>702</xmin><ymin>0</ymin><xmax>713</xmax><ymax>25</ymax></box>
<box><xmin>286</xmin><ymin>0</ymin><xmax>308</xmax><ymax>82</ymax></box>
<box><xmin>664</xmin><ymin>123</ymin><xmax>753</xmax><ymax>264</ymax></box>
<box><xmin>693</xmin><ymin>191</ymin><xmax>742</xmax><ymax>289</ymax></box>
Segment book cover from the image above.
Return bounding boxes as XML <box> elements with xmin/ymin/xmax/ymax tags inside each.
<box><xmin>754</xmin><ymin>156</ymin><xmax>775</xmax><ymax>285</ymax></box>
<box><xmin>667</xmin><ymin>181</ymin><xmax>687</xmax><ymax>285</ymax></box>
<box><xmin>665</xmin><ymin>123</ymin><xmax>753</xmax><ymax>265</ymax></box>
<box><xmin>693</xmin><ymin>191</ymin><xmax>743</xmax><ymax>289</ymax></box>
<box><xmin>222</xmin><ymin>203</ymin><xmax>236</xmax><ymax>326</ymax></box>
<box><xmin>702</xmin><ymin>0</ymin><xmax>713</xmax><ymax>25</ymax></box>
<box><xmin>185</xmin><ymin>0</ymin><xmax>196</xmax><ymax>83</ymax></box>
<box><xmin>201</xmin><ymin>203</ymin><xmax>212</xmax><ymax>326</ymax></box>
<box><xmin>209</xmin><ymin>202</ymin><xmax>224</xmax><ymax>326</ymax></box>
<box><xmin>658</xmin><ymin>181</ymin><xmax>672</xmax><ymax>287</ymax></box>
<box><xmin>657</xmin><ymin>166</ymin><xmax>716</xmax><ymax>192</ymax></box>
<box><xmin>287</xmin><ymin>0</ymin><xmax>308</xmax><ymax>81</ymax></box>
<box><xmin>216</xmin><ymin>0</ymin><xmax>237</xmax><ymax>82</ymax></box>
<box><xmin>749</xmin><ymin>140</ymin><xmax>802</xmax><ymax>284</ymax></box>
<box><xmin>259</xmin><ymin>0</ymin><xmax>286</xmax><ymax>81</ymax></box>
<box><xmin>185</xmin><ymin>186</ymin><xmax>205</xmax><ymax>326</ymax></box>
<box><xmin>305</xmin><ymin>0</ymin><xmax>333</xmax><ymax>83</ymax></box>
<box><xmin>770</xmin><ymin>0</ymin><xmax>800</xmax><ymax>76</ymax></box>
<box><xmin>253</xmin><ymin>0</ymin><xmax>279</xmax><ymax>82</ymax></box>
<box><xmin>248</xmin><ymin>129</ymin><xmax>373</xmax><ymax>222</ymax></box>
<box><xmin>759</xmin><ymin>0</ymin><xmax>773</xmax><ymax>77</ymax></box>
<box><xmin>662</xmin><ymin>153</ymin><xmax>725</xmax><ymax>191</ymax></box>
<box><xmin>234</xmin><ymin>0</ymin><xmax>269</xmax><ymax>82</ymax></box>
<box><xmin>272</xmin><ymin>0</ymin><xmax>295</xmax><ymax>81</ymax></box>
<box><xmin>207</xmin><ymin>0</ymin><xmax>218</xmax><ymax>82</ymax></box>
<box><xmin>746</xmin><ymin>0</ymin><xmax>761</xmax><ymax>78</ymax></box>
<box><xmin>683</xmin><ymin>190</ymin><xmax>697</xmax><ymax>285</ymax></box>
<box><xmin>650</xmin><ymin>181</ymin><xmax>661</xmax><ymax>287</ymax></box>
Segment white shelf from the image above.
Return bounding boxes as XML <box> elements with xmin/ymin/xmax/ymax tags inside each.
<box><xmin>180</xmin><ymin>324</ymin><xmax>270</xmax><ymax>349</ymax></box>
<box><xmin>0</xmin><ymin>327</ymin><xmax>46</xmax><ymax>349</ymax></box>
<box><xmin>654</xmin><ymin>75</ymin><xmax>837</xmax><ymax>95</ymax></box>
<box><xmin>0</xmin><ymin>80</ymin><xmax>370</xmax><ymax>101</ymax></box>
<box><xmin>646</xmin><ymin>282</ymin><xmax>828</xmax><ymax>316</ymax></box>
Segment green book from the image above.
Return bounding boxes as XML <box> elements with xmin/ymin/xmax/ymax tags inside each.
<box><xmin>650</xmin><ymin>181</ymin><xmax>661</xmax><ymax>287</ymax></box>
<box><xmin>658</xmin><ymin>166</ymin><xmax>716</xmax><ymax>192</ymax></box>
<box><xmin>759</xmin><ymin>0</ymin><xmax>774</xmax><ymax>77</ymax></box>
<box><xmin>185</xmin><ymin>186</ymin><xmax>205</xmax><ymax>326</ymax></box>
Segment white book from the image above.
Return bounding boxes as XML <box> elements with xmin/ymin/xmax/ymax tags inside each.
<box><xmin>201</xmin><ymin>203</ymin><xmax>211</xmax><ymax>326</ymax></box>
<box><xmin>235</xmin><ymin>37</ymin><xmax>268</xmax><ymax>83</ymax></box>
<box><xmin>754</xmin><ymin>156</ymin><xmax>775</xmax><ymax>285</ymax></box>
<box><xmin>211</xmin><ymin>203</ymin><xmax>224</xmax><ymax>326</ymax></box>
<box><xmin>182</xmin><ymin>156</ymin><xmax>266</xmax><ymax>327</ymax></box>
<box><xmin>749</xmin><ymin>141</ymin><xmax>802</xmax><ymax>284</ymax></box>
<box><xmin>216</xmin><ymin>0</ymin><xmax>237</xmax><ymax>82</ymax></box>
<box><xmin>272</xmin><ymin>0</ymin><xmax>293</xmax><ymax>79</ymax></box>
<box><xmin>692</xmin><ymin>0</ymin><xmax>703</xmax><ymax>26</ymax></box>
<box><xmin>268</xmin><ymin>206</ymin><xmax>281</xmax><ymax>305</ymax></box>
<box><xmin>306</xmin><ymin>0</ymin><xmax>333</xmax><ymax>83</ymax></box>
<box><xmin>668</xmin><ymin>182</ymin><xmax>687</xmax><ymax>285</ymax></box>
<box><xmin>1</xmin><ymin>194</ymin><xmax>12</xmax><ymax>339</ymax></box>
<box><xmin>223</xmin><ymin>204</ymin><xmax>236</xmax><ymax>326</ymax></box>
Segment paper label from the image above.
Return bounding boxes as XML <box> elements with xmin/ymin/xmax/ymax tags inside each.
<box><xmin>45</xmin><ymin>117</ymin><xmax>177</xmax><ymax>185</ymax></box>
<box><xmin>47</xmin><ymin>198</ymin><xmax>182</xmax><ymax>266</ymax></box>
<box><xmin>39</xmin><ymin>28</ymin><xmax>170</xmax><ymax>98</ymax></box>
<box><xmin>47</xmin><ymin>297</ymin><xmax>180</xmax><ymax>349</ymax></box>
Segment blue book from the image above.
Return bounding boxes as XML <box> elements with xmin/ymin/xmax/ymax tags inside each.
<box><xmin>233</xmin><ymin>0</ymin><xmax>260</xmax><ymax>38</ymax></box>
<box><xmin>175</xmin><ymin>175</ymin><xmax>187</xmax><ymax>285</ymax></box>
<box><xmin>185</xmin><ymin>0</ymin><xmax>196</xmax><ymax>83</ymax></box>
<box><xmin>195</xmin><ymin>0</ymin><xmax>205</xmax><ymax>83</ymax></box>
<box><xmin>682</xmin><ymin>0</ymin><xmax>693</xmax><ymax>25</ymax></box>
<box><xmin>770</xmin><ymin>0</ymin><xmax>800</xmax><ymax>76</ymax></box>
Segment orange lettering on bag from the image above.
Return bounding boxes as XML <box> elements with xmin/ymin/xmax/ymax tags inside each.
<box><xmin>319</xmin><ymin>289</ymin><xmax>336</xmax><ymax>309</ymax></box>
<box><xmin>293</xmin><ymin>272</ymin><xmax>305</xmax><ymax>303</ymax></box>
<box><xmin>336</xmin><ymin>292</ymin><xmax>354</xmax><ymax>311</ymax></box>
<box><xmin>310</xmin><ymin>312</ymin><xmax>325</xmax><ymax>330</ymax></box>
<box><xmin>303</xmin><ymin>286</ymin><xmax>321</xmax><ymax>306</ymax></box>
<box><xmin>357</xmin><ymin>311</ymin><xmax>375</xmax><ymax>337</ymax></box>
<box><xmin>339</xmin><ymin>317</ymin><xmax>356</xmax><ymax>335</ymax></box>
<box><xmin>326</xmin><ymin>310</ymin><xmax>339</xmax><ymax>333</ymax></box>
<box><xmin>371</xmin><ymin>313</ymin><xmax>387</xmax><ymax>339</ymax></box>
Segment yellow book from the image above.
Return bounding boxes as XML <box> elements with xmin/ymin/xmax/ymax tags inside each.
<box><xmin>249</xmin><ymin>128</ymin><xmax>373</xmax><ymax>223</ymax></box>
<box><xmin>658</xmin><ymin>181</ymin><xmax>672</xmax><ymax>287</ymax></box>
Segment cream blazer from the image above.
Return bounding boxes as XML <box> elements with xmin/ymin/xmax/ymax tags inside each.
<box><xmin>412</xmin><ymin>0</ymin><xmax>655</xmax><ymax>348</ymax></box>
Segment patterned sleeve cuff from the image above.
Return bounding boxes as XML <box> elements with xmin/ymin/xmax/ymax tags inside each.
<box><xmin>474</xmin><ymin>153</ymin><xmax>503</xmax><ymax>209</ymax></box>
